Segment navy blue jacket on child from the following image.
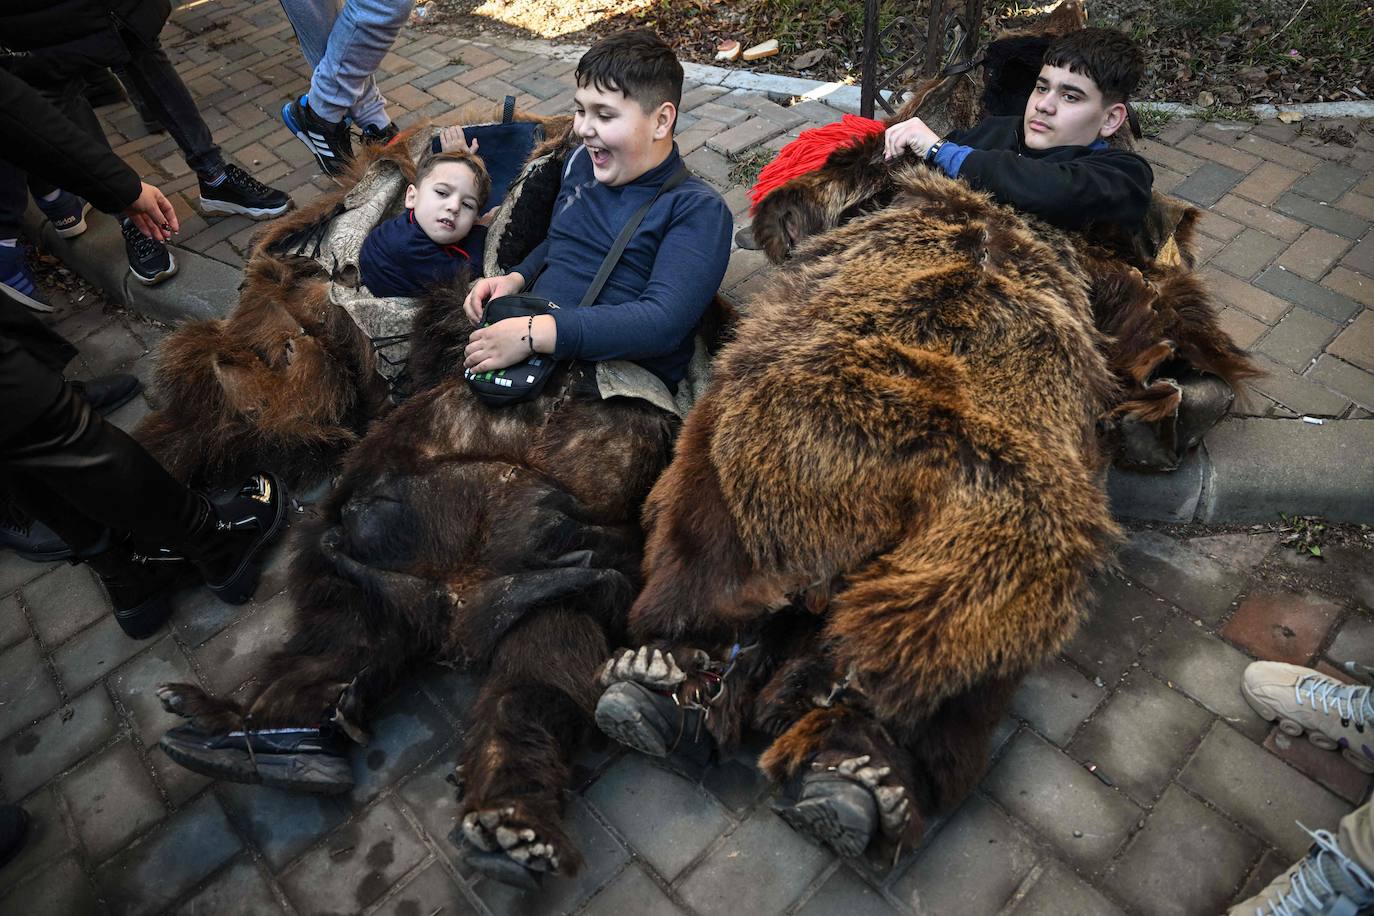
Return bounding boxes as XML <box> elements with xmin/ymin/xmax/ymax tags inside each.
<box><xmin>511</xmin><ymin>144</ymin><xmax>733</xmax><ymax>389</ymax></box>
<box><xmin>359</xmin><ymin>210</ymin><xmax>487</xmax><ymax>298</ymax></box>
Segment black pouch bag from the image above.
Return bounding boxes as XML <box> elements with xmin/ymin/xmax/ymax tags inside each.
<box><xmin>465</xmin><ymin>157</ymin><xmax>689</xmax><ymax>407</ymax></box>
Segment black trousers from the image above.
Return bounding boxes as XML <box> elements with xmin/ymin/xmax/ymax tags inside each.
<box><xmin>0</xmin><ymin>289</ymin><xmax>200</xmax><ymax>557</ymax></box>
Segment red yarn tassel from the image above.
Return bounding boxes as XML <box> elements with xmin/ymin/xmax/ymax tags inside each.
<box><xmin>748</xmin><ymin>114</ymin><xmax>886</xmax><ymax>213</ymax></box>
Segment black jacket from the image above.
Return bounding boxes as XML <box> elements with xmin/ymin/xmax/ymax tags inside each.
<box><xmin>0</xmin><ymin>0</ymin><xmax>171</xmax><ymax>81</ymax></box>
<box><xmin>948</xmin><ymin>116</ymin><xmax>1153</xmax><ymax>231</ymax></box>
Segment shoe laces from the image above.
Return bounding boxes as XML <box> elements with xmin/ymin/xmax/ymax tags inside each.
<box><xmin>1258</xmin><ymin>825</ymin><xmax>1374</xmax><ymax>916</ymax></box>
<box><xmin>122</xmin><ymin>221</ymin><xmax>165</xmax><ymax>260</ymax></box>
<box><xmin>1295</xmin><ymin>674</ymin><xmax>1373</xmax><ymax>729</ymax></box>
<box><xmin>222</xmin><ymin>164</ymin><xmax>273</xmax><ymax>198</ymax></box>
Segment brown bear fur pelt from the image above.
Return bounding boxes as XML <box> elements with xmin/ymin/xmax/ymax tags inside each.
<box><xmin>610</xmin><ymin>164</ymin><xmax>1124</xmax><ymax>855</ymax></box>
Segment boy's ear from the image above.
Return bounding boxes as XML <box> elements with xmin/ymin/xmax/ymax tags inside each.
<box><xmin>404</xmin><ymin>183</ymin><xmax>418</xmax><ymax>208</ymax></box>
<box><xmin>653</xmin><ymin>101</ymin><xmax>676</xmax><ymax>140</ymax></box>
<box><xmin>1099</xmin><ymin>101</ymin><xmax>1129</xmax><ymax>139</ymax></box>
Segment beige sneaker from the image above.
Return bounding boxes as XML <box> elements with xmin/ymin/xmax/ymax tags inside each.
<box><xmin>1242</xmin><ymin>661</ymin><xmax>1374</xmax><ymax>774</ymax></box>
<box><xmin>1227</xmin><ymin>825</ymin><xmax>1374</xmax><ymax>915</ymax></box>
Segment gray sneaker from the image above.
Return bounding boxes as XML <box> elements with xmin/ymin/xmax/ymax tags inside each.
<box><xmin>1241</xmin><ymin>662</ymin><xmax>1374</xmax><ymax>774</ymax></box>
<box><xmin>1228</xmin><ymin>825</ymin><xmax>1374</xmax><ymax>915</ymax></box>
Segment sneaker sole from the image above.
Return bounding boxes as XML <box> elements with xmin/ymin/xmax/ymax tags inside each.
<box><xmin>1242</xmin><ymin>682</ymin><xmax>1374</xmax><ymax>773</ymax></box>
<box><xmin>198</xmin><ymin>197</ymin><xmax>291</xmax><ymax>220</ymax></box>
<box><xmin>772</xmin><ymin>783</ymin><xmax>876</xmax><ymax>858</ymax></box>
<box><xmin>0</xmin><ymin>279</ymin><xmax>54</xmax><ymax>312</ymax></box>
<box><xmin>159</xmin><ymin>734</ymin><xmax>353</xmax><ymax>794</ymax></box>
<box><xmin>207</xmin><ymin>475</ymin><xmax>291</xmax><ymax>605</ymax></box>
<box><xmin>51</xmin><ymin>201</ymin><xmax>93</xmax><ymax>239</ymax></box>
<box><xmin>594</xmin><ymin>682</ymin><xmax>673</xmax><ymax>757</ymax></box>
<box><xmin>461</xmin><ymin>848</ymin><xmax>543</xmax><ymax>891</ymax></box>
<box><xmin>129</xmin><ymin>250</ymin><xmax>178</xmax><ymax>286</ymax></box>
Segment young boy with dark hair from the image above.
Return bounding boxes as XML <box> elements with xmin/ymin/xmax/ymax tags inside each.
<box><xmin>463</xmin><ymin>29</ymin><xmax>733</xmax><ymax>390</ymax></box>
<box><xmin>884</xmin><ymin>27</ymin><xmax>1153</xmax><ymax>231</ymax></box>
<box><xmin>358</xmin><ymin>144</ymin><xmax>491</xmax><ymax>298</ymax></box>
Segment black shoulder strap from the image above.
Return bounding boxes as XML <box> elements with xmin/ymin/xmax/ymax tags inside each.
<box><xmin>577</xmin><ymin>161</ymin><xmax>690</xmax><ymax>309</ymax></box>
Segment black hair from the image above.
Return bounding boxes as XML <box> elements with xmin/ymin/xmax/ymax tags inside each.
<box><xmin>575</xmin><ymin>30</ymin><xmax>683</xmax><ymax>119</ymax></box>
<box><xmin>1042</xmin><ymin>28</ymin><xmax>1144</xmax><ymax>105</ymax></box>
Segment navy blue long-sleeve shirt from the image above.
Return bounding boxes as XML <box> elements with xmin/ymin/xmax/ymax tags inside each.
<box><xmin>511</xmin><ymin>144</ymin><xmax>733</xmax><ymax>388</ymax></box>
<box><xmin>359</xmin><ymin>209</ymin><xmax>486</xmax><ymax>298</ymax></box>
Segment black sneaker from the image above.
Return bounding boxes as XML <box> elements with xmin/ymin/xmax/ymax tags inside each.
<box><xmin>0</xmin><ymin>516</ymin><xmax>71</xmax><ymax>562</ymax></box>
<box><xmin>37</xmin><ymin>190</ymin><xmax>92</xmax><ymax>239</ymax></box>
<box><xmin>198</xmin><ymin>164</ymin><xmax>292</xmax><ymax>220</ymax></box>
<box><xmin>282</xmin><ymin>95</ymin><xmax>352</xmax><ymax>176</ymax></box>
<box><xmin>69</xmin><ymin>373</ymin><xmax>141</xmax><ymax>415</ymax></box>
<box><xmin>359</xmin><ymin>121</ymin><xmax>399</xmax><ymax>147</ymax></box>
<box><xmin>159</xmin><ymin>723</ymin><xmax>354</xmax><ymax>793</ymax></box>
<box><xmin>120</xmin><ymin>220</ymin><xmax>176</xmax><ymax>285</ymax></box>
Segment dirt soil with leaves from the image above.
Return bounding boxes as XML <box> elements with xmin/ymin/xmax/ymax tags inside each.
<box><xmin>423</xmin><ymin>0</ymin><xmax>1371</xmax><ymax>105</ymax></box>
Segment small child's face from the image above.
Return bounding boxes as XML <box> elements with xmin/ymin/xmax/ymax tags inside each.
<box><xmin>574</xmin><ymin>83</ymin><xmax>674</xmax><ymax>187</ymax></box>
<box><xmin>405</xmin><ymin>160</ymin><xmax>481</xmax><ymax>245</ymax></box>
<box><xmin>1023</xmin><ymin>64</ymin><xmax>1122</xmax><ymax>150</ymax></box>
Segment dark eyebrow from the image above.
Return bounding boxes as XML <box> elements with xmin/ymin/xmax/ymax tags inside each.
<box><xmin>1060</xmin><ymin>81</ymin><xmax>1088</xmax><ymax>96</ymax></box>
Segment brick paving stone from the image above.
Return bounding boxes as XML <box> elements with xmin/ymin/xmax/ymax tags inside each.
<box><xmin>473</xmin><ymin>796</ymin><xmax>630</xmax><ymax>915</ymax></box>
<box><xmin>1180</xmin><ymin>721</ymin><xmax>1350</xmax><ymax>858</ymax></box>
<box><xmin>175</xmin><ymin>856</ymin><xmax>289</xmax><ymax>915</ymax></box>
<box><xmin>1213</xmin><ymin>195</ymin><xmax>1306</xmax><ymax>242</ymax></box>
<box><xmin>1255</xmin><ymin>307</ymin><xmax>1340</xmax><ymax>372</ymax></box>
<box><xmin>1255</xmin><ymin>266</ymin><xmax>1364</xmax><ymax>323</ymax></box>
<box><xmin>1154</xmin><ymin>118</ymin><xmax>1198</xmax><ymax>145</ymax></box>
<box><xmin>1108</xmin><ymin>785</ymin><xmax>1260</xmax><ymax>916</ymax></box>
<box><xmin>52</xmin><ymin>614</ymin><xmax>154</xmax><ymax>695</ymax></box>
<box><xmin>1343</xmin><ymin>235</ymin><xmax>1374</xmax><ymax>277</ymax></box>
<box><xmin>1273</xmin><ymin>192</ymin><xmax>1371</xmax><ymax>241</ymax></box>
<box><xmin>689</xmin><ymin>101</ymin><xmax>752</xmax><ymax>127</ymax></box>
<box><xmin>1201</xmin><ymin>267</ymin><xmax>1291</xmax><ymax>323</ymax></box>
<box><xmin>397</xmin><ymin>754</ymin><xmax>475</xmax><ymax>878</ymax></box>
<box><xmin>1011</xmin><ymin>860</ymin><xmax>1126</xmax><ymax>915</ymax></box>
<box><xmin>794</xmin><ymin>866</ymin><xmax>898</xmax><ymax>916</ymax></box>
<box><xmin>1233</xmin><ymin>161</ymin><xmax>1302</xmax><ymax>206</ymax></box>
<box><xmin>98</xmin><ymin>793</ymin><xmax>242</xmax><ymax>916</ymax></box>
<box><xmin>1192</xmin><ymin>230</ymin><xmax>1226</xmax><ymax>263</ymax></box>
<box><xmin>1216</xmin><ymin>307</ymin><xmax>1268</xmax><ymax>349</ymax></box>
<box><xmin>1187</xmin><ymin>532</ymin><xmax>1278</xmax><ymax>573</ymax></box>
<box><xmin>58</xmin><ymin>740</ymin><xmax>167</xmax><ymax>862</ymax></box>
<box><xmin>372</xmin><ymin>861</ymin><xmax>480</xmax><ymax>916</ymax></box>
<box><xmin>192</xmin><ymin>589</ymin><xmax>296</xmax><ymax>695</ymax></box>
<box><xmin>1330</xmin><ymin>310</ymin><xmax>1374</xmax><ymax>370</ymax></box>
<box><xmin>1324</xmin><ymin>270</ymin><xmax>1374</xmax><ymax>315</ymax></box>
<box><xmin>1195</xmin><ymin>205</ymin><xmax>1246</xmax><ymax>242</ymax></box>
<box><xmin>1009</xmin><ymin>657</ymin><xmax>1104</xmax><ymax>745</ymax></box>
<box><xmin>1336</xmin><ymin>190</ymin><xmax>1374</xmax><ymax>221</ymax></box>
<box><xmin>418</xmin><ymin>64</ymin><xmax>474</xmax><ymax>91</ymax></box>
<box><xmin>586</xmin><ymin>754</ymin><xmax>731</xmax><ymax>880</ymax></box>
<box><xmin>0</xmin><ymin>856</ymin><xmax>103</xmax><ymax>916</ymax></box>
<box><xmin>1278</xmin><ymin>227</ymin><xmax>1351</xmax><ymax>282</ymax></box>
<box><xmin>217</xmin><ymin>782</ymin><xmax>350</xmax><ymax>872</ymax></box>
<box><xmin>677</xmin><ymin>807</ymin><xmax>832</xmax><ymax>916</ymax></box>
<box><xmin>701</xmin><ymin>752</ymin><xmax>771</xmax><ymax>814</ymax></box>
<box><xmin>1328</xmin><ymin>614</ymin><xmax>1374</xmax><ymax>663</ymax></box>
<box><xmin>1151</xmin><ymin>164</ymin><xmax>1185</xmax><ymax>195</ymax></box>
<box><xmin>279</xmin><ymin>798</ymin><xmax>427</xmax><ymax>914</ymax></box>
<box><xmin>511</xmin><ymin>73</ymin><xmax>569</xmax><ymax>100</ymax></box>
<box><xmin>1220</xmin><ymin>588</ymin><xmax>1341</xmax><ymax>664</ymax></box>
<box><xmin>1272</xmin><ymin>544</ymin><xmax>1374</xmax><ymax>612</ymax></box>
<box><xmin>349</xmin><ymin>682</ymin><xmax>454</xmax><ymax>805</ymax></box>
<box><xmin>1173</xmin><ymin>162</ymin><xmax>1245</xmax><ymax>208</ymax></box>
<box><xmin>1247</xmin><ymin>354</ymin><xmax>1351</xmax><ymax>416</ymax></box>
<box><xmin>1210</xmin><ymin>228</ymin><xmax>1286</xmax><ymax>280</ymax></box>
<box><xmin>1232</xmin><ymin>848</ymin><xmax>1289</xmax><ymax>909</ymax></box>
<box><xmin>582</xmin><ymin>864</ymin><xmax>687</xmax><ymax>916</ymax></box>
<box><xmin>1067</xmin><ymin>671</ymin><xmax>1212</xmax><ymax>806</ymax></box>
<box><xmin>1178</xmin><ymin>135</ymin><xmax>1262</xmax><ymax>173</ymax></box>
<box><xmin>685</xmin><ymin>146</ymin><xmax>734</xmax><ymax>188</ymax></box>
<box><xmin>708</xmin><ymin>117</ymin><xmax>787</xmax><ymax>158</ymax></box>
<box><xmin>0</xmin><ymin>789</ymin><xmax>72</xmax><ymax>894</ymax></box>
<box><xmin>0</xmin><ymin>686</ymin><xmax>118</xmax><ymax>799</ymax></box>
<box><xmin>1139</xmin><ymin>141</ymin><xmax>1205</xmax><ymax>177</ymax></box>
<box><xmin>1144</xmin><ymin>616</ymin><xmax>1268</xmax><ymax>740</ymax></box>
<box><xmin>1310</xmin><ymin>354</ymin><xmax>1374</xmax><ymax>410</ymax></box>
<box><xmin>169</xmin><ymin>580</ymin><xmax>242</xmax><ymax>649</ymax></box>
<box><xmin>1291</xmin><ymin>162</ymin><xmax>1363</xmax><ymax>203</ymax></box>
<box><xmin>1119</xmin><ymin>530</ymin><xmax>1246</xmax><ymax>623</ymax></box>
<box><xmin>893</xmin><ymin>794</ymin><xmax>1038</xmax><ymax>915</ymax></box>
<box><xmin>1066</xmin><ymin>572</ymin><xmax>1167</xmax><ymax>682</ymax></box>
<box><xmin>982</xmin><ymin>732</ymin><xmax>1140</xmax><ymax>871</ymax></box>
<box><xmin>0</xmin><ymin>639</ymin><xmax>60</xmax><ymax>741</ymax></box>
<box><xmin>1263</xmin><ymin>728</ymin><xmax>1373</xmax><ymax>805</ymax></box>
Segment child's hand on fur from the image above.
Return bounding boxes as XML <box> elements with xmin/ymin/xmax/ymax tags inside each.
<box><xmin>438</xmin><ymin>125</ymin><xmax>479</xmax><ymax>155</ymax></box>
<box><xmin>478</xmin><ymin>206</ymin><xmax>498</xmax><ymax>227</ymax></box>
<box><xmin>884</xmin><ymin>117</ymin><xmax>939</xmax><ymax>161</ymax></box>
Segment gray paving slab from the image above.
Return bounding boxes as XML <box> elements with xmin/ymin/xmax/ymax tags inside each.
<box><xmin>1064</xmin><ymin>571</ymin><xmax>1170</xmax><ymax>682</ymax></box>
<box><xmin>97</xmin><ymin>793</ymin><xmax>243</xmax><ymax>916</ymax></box>
<box><xmin>0</xmin><ymin>789</ymin><xmax>73</xmax><ymax>895</ymax></box>
<box><xmin>0</xmin><ymin>639</ymin><xmax>61</xmax><ymax>742</ymax></box>
<box><xmin>21</xmin><ymin>563</ymin><xmax>109</xmax><ymax>647</ymax></box>
<box><xmin>0</xmin><ymin>856</ymin><xmax>103</xmax><ymax>916</ymax></box>
<box><xmin>1273</xmin><ymin>192</ymin><xmax>1370</xmax><ymax>240</ymax></box>
<box><xmin>107</xmin><ymin>635</ymin><xmax>200</xmax><ymax>747</ymax></box>
<box><xmin>169</xmin><ymin>580</ymin><xmax>245</xmax><ymax>649</ymax></box>
<box><xmin>582</xmin><ymin>864</ymin><xmax>687</xmax><ymax>916</ymax></box>
<box><xmin>1010</xmin><ymin>657</ymin><xmax>1105</xmax><ymax>746</ymax></box>
<box><xmin>1178</xmin><ymin>721</ymin><xmax>1351</xmax><ymax>858</ymax></box>
<box><xmin>372</xmin><ymin>860</ymin><xmax>481</xmax><ymax>916</ymax></box>
<box><xmin>348</xmin><ymin>682</ymin><xmax>454</xmax><ymax>805</ymax></box>
<box><xmin>174</xmin><ymin>856</ymin><xmax>290</xmax><ymax>915</ymax></box>
<box><xmin>1255</xmin><ymin>266</ymin><xmax>1365</xmax><ymax>322</ymax></box>
<box><xmin>1118</xmin><ymin>530</ymin><xmax>1246</xmax><ymax>623</ymax></box>
<box><xmin>795</xmin><ymin>866</ymin><xmax>901</xmax><ymax>916</ymax></box>
<box><xmin>1143</xmin><ymin>615</ymin><xmax>1268</xmax><ymax>740</ymax></box>
<box><xmin>894</xmin><ymin>794</ymin><xmax>1039</xmax><ymax>915</ymax></box>
<box><xmin>982</xmin><ymin>732</ymin><xmax>1141</xmax><ymax>871</ymax></box>
<box><xmin>1107</xmin><ymin>785</ymin><xmax>1261</xmax><ymax>916</ymax></box>
<box><xmin>1256</xmin><ymin>307</ymin><xmax>1342</xmax><ymax>372</ymax></box>
<box><xmin>1185</xmin><ymin>531</ymin><xmax>1279</xmax><ymax>572</ymax></box>
<box><xmin>585</xmin><ymin>754</ymin><xmax>731</xmax><ymax>880</ymax></box>
<box><xmin>1247</xmin><ymin>355</ymin><xmax>1353</xmax><ymax>417</ymax></box>
<box><xmin>1291</xmin><ymin>162</ymin><xmax>1363</xmax><ymax>202</ymax></box>
<box><xmin>1175</xmin><ymin>163</ymin><xmax>1245</xmax><ymax>207</ymax></box>
<box><xmin>1068</xmin><ymin>671</ymin><xmax>1213</xmax><ymax>805</ymax></box>
<box><xmin>57</xmin><ymin>739</ymin><xmax>168</xmax><ymax>863</ymax></box>
<box><xmin>1199</xmin><ymin>417</ymin><xmax>1374</xmax><ymax>524</ymax></box>
<box><xmin>217</xmin><ymin>781</ymin><xmax>351</xmax><ymax>872</ymax></box>
<box><xmin>397</xmin><ymin>753</ymin><xmax>475</xmax><ymax>878</ymax></box>
<box><xmin>0</xmin><ymin>593</ymin><xmax>31</xmax><ymax>651</ymax></box>
<box><xmin>677</xmin><ymin>807</ymin><xmax>832</xmax><ymax>916</ymax></box>
<box><xmin>1106</xmin><ymin>447</ymin><xmax>1204</xmax><ymax>522</ymax></box>
<box><xmin>1011</xmin><ymin>860</ymin><xmax>1127</xmax><ymax>915</ymax></box>
<box><xmin>1310</xmin><ymin>355</ymin><xmax>1374</xmax><ymax>410</ymax></box>
<box><xmin>192</xmin><ymin>589</ymin><xmax>297</xmax><ymax>695</ymax></box>
<box><xmin>0</xmin><ymin>687</ymin><xmax>119</xmax><ymax>800</ymax></box>
<box><xmin>52</xmin><ymin>614</ymin><xmax>156</xmax><ymax>695</ymax></box>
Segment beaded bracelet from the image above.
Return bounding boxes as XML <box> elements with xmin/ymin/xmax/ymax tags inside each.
<box><xmin>527</xmin><ymin>315</ymin><xmax>536</xmax><ymax>356</ymax></box>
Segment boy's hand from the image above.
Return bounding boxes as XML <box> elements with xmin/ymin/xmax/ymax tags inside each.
<box><xmin>122</xmin><ymin>181</ymin><xmax>179</xmax><ymax>242</ymax></box>
<box><xmin>884</xmin><ymin>117</ymin><xmax>940</xmax><ymax>161</ymax></box>
<box><xmin>438</xmin><ymin>125</ymin><xmax>479</xmax><ymax>155</ymax></box>
<box><xmin>463</xmin><ymin>272</ymin><xmax>525</xmax><ymax>325</ymax></box>
<box><xmin>478</xmin><ymin>206</ymin><xmax>499</xmax><ymax>227</ymax></box>
<box><xmin>463</xmin><ymin>316</ymin><xmax>535</xmax><ymax>373</ymax></box>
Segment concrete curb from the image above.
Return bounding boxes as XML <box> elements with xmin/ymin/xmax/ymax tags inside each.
<box><xmin>23</xmin><ymin>205</ymin><xmax>243</xmax><ymax>326</ymax></box>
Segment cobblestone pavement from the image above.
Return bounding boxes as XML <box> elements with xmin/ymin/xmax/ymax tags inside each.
<box><xmin>5</xmin><ymin>0</ymin><xmax>1374</xmax><ymax>913</ymax></box>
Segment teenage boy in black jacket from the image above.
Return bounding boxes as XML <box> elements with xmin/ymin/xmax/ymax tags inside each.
<box><xmin>884</xmin><ymin>28</ymin><xmax>1153</xmax><ymax>232</ymax></box>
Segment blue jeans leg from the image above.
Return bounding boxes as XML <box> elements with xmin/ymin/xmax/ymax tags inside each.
<box><xmin>279</xmin><ymin>0</ymin><xmax>411</xmax><ymax>128</ymax></box>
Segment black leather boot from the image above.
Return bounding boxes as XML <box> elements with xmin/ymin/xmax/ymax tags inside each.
<box><xmin>181</xmin><ymin>472</ymin><xmax>290</xmax><ymax>605</ymax></box>
<box><xmin>84</xmin><ymin>539</ymin><xmax>197</xmax><ymax>640</ymax></box>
